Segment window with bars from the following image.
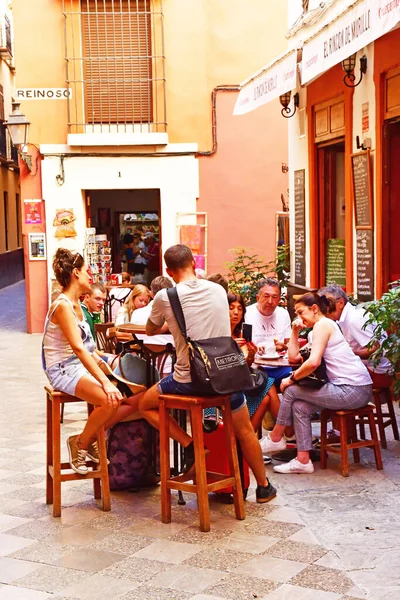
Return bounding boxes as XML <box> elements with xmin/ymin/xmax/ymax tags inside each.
<box><xmin>63</xmin><ymin>0</ymin><xmax>166</xmax><ymax>134</ymax></box>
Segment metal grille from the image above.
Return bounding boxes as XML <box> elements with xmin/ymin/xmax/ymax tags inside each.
<box><xmin>62</xmin><ymin>0</ymin><xmax>166</xmax><ymax>134</ymax></box>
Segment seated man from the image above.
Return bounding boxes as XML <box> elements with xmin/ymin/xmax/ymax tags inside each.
<box><xmin>245</xmin><ymin>278</ymin><xmax>292</xmax><ymax>388</ymax></box>
<box><xmin>319</xmin><ymin>283</ymin><xmax>391</xmax><ymax>378</ymax></box>
<box><xmin>81</xmin><ymin>282</ymin><xmax>106</xmax><ymax>341</ymax></box>
<box><xmin>138</xmin><ymin>244</ymin><xmax>276</xmax><ymax>503</ymax></box>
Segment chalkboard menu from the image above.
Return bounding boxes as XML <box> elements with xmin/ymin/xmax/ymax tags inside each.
<box><xmin>294</xmin><ymin>169</ymin><xmax>306</xmax><ymax>285</ymax></box>
<box><xmin>356</xmin><ymin>229</ymin><xmax>374</xmax><ymax>301</ymax></box>
<box><xmin>326</xmin><ymin>238</ymin><xmax>346</xmax><ymax>286</ymax></box>
<box><xmin>351</xmin><ymin>151</ymin><xmax>373</xmax><ymax>229</ymax></box>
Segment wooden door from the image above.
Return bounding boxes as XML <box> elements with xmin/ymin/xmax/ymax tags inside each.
<box><xmin>384</xmin><ymin>120</ymin><xmax>400</xmax><ymax>284</ymax></box>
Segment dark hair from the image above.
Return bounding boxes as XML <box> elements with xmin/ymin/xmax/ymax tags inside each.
<box><xmin>123</xmin><ymin>234</ymin><xmax>133</xmax><ymax>245</ymax></box>
<box><xmin>52</xmin><ymin>249</ymin><xmax>84</xmax><ymax>289</ymax></box>
<box><xmin>318</xmin><ymin>284</ymin><xmax>348</xmax><ymax>306</ymax></box>
<box><xmin>89</xmin><ymin>282</ymin><xmax>106</xmax><ymax>295</ymax></box>
<box><xmin>257</xmin><ymin>277</ymin><xmax>281</xmax><ymax>292</ymax></box>
<box><xmin>295</xmin><ymin>292</ymin><xmax>335</xmax><ymax>315</ymax></box>
<box><xmin>227</xmin><ymin>292</ymin><xmax>246</xmax><ymax>336</ymax></box>
<box><xmin>150</xmin><ymin>275</ymin><xmax>173</xmax><ymax>294</ymax></box>
<box><xmin>164</xmin><ymin>244</ymin><xmax>194</xmax><ymax>270</ymax></box>
<box><xmin>207</xmin><ymin>273</ymin><xmax>229</xmax><ymax>293</ymax></box>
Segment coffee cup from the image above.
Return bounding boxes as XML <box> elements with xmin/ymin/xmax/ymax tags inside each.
<box><xmin>263</xmin><ymin>346</ymin><xmax>279</xmax><ymax>359</ymax></box>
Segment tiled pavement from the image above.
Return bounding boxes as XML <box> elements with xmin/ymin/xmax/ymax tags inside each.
<box><xmin>0</xmin><ymin>282</ymin><xmax>399</xmax><ymax>599</ymax></box>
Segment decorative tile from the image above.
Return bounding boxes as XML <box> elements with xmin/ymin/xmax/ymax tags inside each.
<box><xmin>244</xmin><ymin>519</ymin><xmax>303</xmax><ymax>539</ymax></box>
<box><xmin>9</xmin><ymin>540</ymin><xmax>81</xmax><ymax>565</ymax></box>
<box><xmin>119</xmin><ymin>584</ymin><xmax>190</xmax><ymax>600</ymax></box>
<box><xmin>40</xmin><ymin>507</ymin><xmax>101</xmax><ymax>526</ymax></box>
<box><xmin>183</xmin><ymin>547</ymin><xmax>252</xmax><ymax>572</ymax></box>
<box><xmin>6</xmin><ymin>520</ymin><xmax>66</xmax><ymax>540</ymax></box>
<box><xmin>0</xmin><ymin>557</ymin><xmax>41</xmax><ymax>584</ymax></box>
<box><xmin>151</xmin><ymin>564</ymin><xmax>225</xmax><ymax>594</ymax></box>
<box><xmin>264</xmin><ymin>540</ymin><xmax>327</xmax><ymax>563</ymax></box>
<box><xmin>133</xmin><ymin>539</ymin><xmax>202</xmax><ymax>564</ymax></box>
<box><xmin>58</xmin><ymin>573</ymin><xmax>138</xmax><ymax>599</ymax></box>
<box><xmin>101</xmin><ymin>557</ymin><xmax>170</xmax><ymax>582</ymax></box>
<box><xmin>13</xmin><ymin>564</ymin><xmax>88</xmax><ymax>593</ymax></box>
<box><xmin>262</xmin><ymin>583</ymin><xmax>342</xmax><ymax>599</ymax></box>
<box><xmin>214</xmin><ymin>531</ymin><xmax>280</xmax><ymax>555</ymax></box>
<box><xmin>88</xmin><ymin>532</ymin><xmax>153</xmax><ymax>555</ymax></box>
<box><xmin>204</xmin><ymin>573</ymin><xmax>278</xmax><ymax>600</ymax></box>
<box><xmin>50</xmin><ymin>524</ymin><xmax>111</xmax><ymax>546</ymax></box>
<box><xmin>235</xmin><ymin>554</ymin><xmax>307</xmax><ymax>583</ymax></box>
<box><xmin>290</xmin><ymin>565</ymin><xmax>353</xmax><ymax>595</ymax></box>
<box><xmin>167</xmin><ymin>526</ymin><xmax>235</xmax><ymax>546</ymax></box>
<box><xmin>54</xmin><ymin>548</ymin><xmax>125</xmax><ymax>572</ymax></box>
<box><xmin>0</xmin><ymin>533</ymin><xmax>36</xmax><ymax>557</ymax></box>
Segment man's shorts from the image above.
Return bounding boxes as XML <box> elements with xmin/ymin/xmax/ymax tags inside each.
<box><xmin>157</xmin><ymin>373</ymin><xmax>246</xmax><ymax>413</ymax></box>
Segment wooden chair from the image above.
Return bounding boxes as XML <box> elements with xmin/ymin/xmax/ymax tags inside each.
<box><xmin>357</xmin><ymin>373</ymin><xmax>399</xmax><ymax>449</ymax></box>
<box><xmin>159</xmin><ymin>393</ymin><xmax>245</xmax><ymax>532</ymax></box>
<box><xmin>95</xmin><ymin>322</ymin><xmax>117</xmax><ymax>354</ymax></box>
<box><xmin>46</xmin><ymin>386</ymin><xmax>111</xmax><ymax>517</ymax></box>
<box><xmin>320</xmin><ymin>404</ymin><xmax>383</xmax><ymax>477</ymax></box>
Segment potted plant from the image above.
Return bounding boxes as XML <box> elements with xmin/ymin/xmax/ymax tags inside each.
<box><xmin>364</xmin><ymin>280</ymin><xmax>400</xmax><ymax>396</ymax></box>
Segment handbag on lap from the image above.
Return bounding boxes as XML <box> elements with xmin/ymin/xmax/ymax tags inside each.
<box><xmin>296</xmin><ymin>346</ymin><xmax>329</xmax><ymax>389</ymax></box>
<box><xmin>167</xmin><ymin>288</ymin><xmax>255</xmax><ymax>395</ymax></box>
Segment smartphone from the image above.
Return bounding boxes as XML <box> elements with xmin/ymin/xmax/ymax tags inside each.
<box><xmin>241</xmin><ymin>323</ymin><xmax>252</xmax><ymax>343</ymax></box>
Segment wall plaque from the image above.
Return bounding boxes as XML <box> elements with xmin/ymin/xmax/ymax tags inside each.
<box><xmin>294</xmin><ymin>169</ymin><xmax>306</xmax><ymax>286</ymax></box>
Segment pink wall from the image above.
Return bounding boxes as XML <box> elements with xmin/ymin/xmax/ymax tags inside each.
<box><xmin>198</xmin><ymin>91</ymin><xmax>288</xmax><ymax>276</ymax></box>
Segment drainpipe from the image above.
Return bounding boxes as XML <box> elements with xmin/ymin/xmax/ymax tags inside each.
<box><xmin>196</xmin><ymin>85</ymin><xmax>240</xmax><ymax>157</ymax></box>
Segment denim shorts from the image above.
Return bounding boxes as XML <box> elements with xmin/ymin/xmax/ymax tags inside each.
<box><xmin>157</xmin><ymin>373</ymin><xmax>246</xmax><ymax>413</ymax></box>
<box><xmin>46</xmin><ymin>355</ymin><xmax>93</xmax><ymax>397</ymax></box>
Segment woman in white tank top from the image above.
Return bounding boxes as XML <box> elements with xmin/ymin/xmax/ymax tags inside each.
<box><xmin>43</xmin><ymin>249</ymin><xmax>145</xmax><ymax>475</ymax></box>
<box><xmin>259</xmin><ymin>292</ymin><xmax>372</xmax><ymax>475</ymax></box>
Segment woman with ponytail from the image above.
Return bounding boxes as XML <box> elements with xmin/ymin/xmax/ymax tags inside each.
<box><xmin>260</xmin><ymin>292</ymin><xmax>372</xmax><ymax>474</ymax></box>
<box><xmin>43</xmin><ymin>249</ymin><xmax>144</xmax><ymax>475</ymax></box>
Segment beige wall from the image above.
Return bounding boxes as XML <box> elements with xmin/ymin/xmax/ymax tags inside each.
<box><xmin>0</xmin><ymin>168</ymin><xmax>21</xmax><ymax>253</ymax></box>
<box><xmin>12</xmin><ymin>0</ymin><xmax>288</xmax><ymax>147</ymax></box>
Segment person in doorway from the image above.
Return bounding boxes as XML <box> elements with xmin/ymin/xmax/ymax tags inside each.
<box><xmin>245</xmin><ymin>278</ymin><xmax>292</xmax><ymax>390</ymax></box>
<box><xmin>142</xmin><ymin>232</ymin><xmax>160</xmax><ymax>286</ymax></box>
<box><xmin>81</xmin><ymin>283</ymin><xmax>106</xmax><ymax>341</ymax></box>
<box><xmin>131</xmin><ymin>232</ymin><xmax>147</xmax><ymax>283</ymax></box>
<box><xmin>260</xmin><ymin>292</ymin><xmax>372</xmax><ymax>474</ymax></box>
<box><xmin>42</xmin><ymin>249</ymin><xmax>145</xmax><ymax>475</ymax></box>
<box><xmin>138</xmin><ymin>244</ymin><xmax>277</xmax><ymax>503</ymax></box>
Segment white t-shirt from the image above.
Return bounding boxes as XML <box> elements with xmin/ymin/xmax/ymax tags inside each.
<box><xmin>338</xmin><ymin>302</ymin><xmax>391</xmax><ymax>375</ymax></box>
<box><xmin>131</xmin><ymin>301</ymin><xmax>174</xmax><ymax>348</ymax></box>
<box><xmin>244</xmin><ymin>304</ymin><xmax>291</xmax><ymax>347</ymax></box>
<box><xmin>149</xmin><ymin>279</ymin><xmax>230</xmax><ymax>383</ymax></box>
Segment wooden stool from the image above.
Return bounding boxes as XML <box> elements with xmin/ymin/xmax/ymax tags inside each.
<box><xmin>357</xmin><ymin>374</ymin><xmax>399</xmax><ymax>448</ymax></box>
<box><xmin>46</xmin><ymin>386</ymin><xmax>111</xmax><ymax>517</ymax></box>
<box><xmin>320</xmin><ymin>404</ymin><xmax>383</xmax><ymax>477</ymax></box>
<box><xmin>159</xmin><ymin>394</ymin><xmax>245</xmax><ymax>532</ymax></box>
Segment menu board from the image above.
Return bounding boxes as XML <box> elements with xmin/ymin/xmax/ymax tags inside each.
<box><xmin>326</xmin><ymin>238</ymin><xmax>346</xmax><ymax>286</ymax></box>
<box><xmin>294</xmin><ymin>169</ymin><xmax>306</xmax><ymax>285</ymax></box>
<box><xmin>356</xmin><ymin>229</ymin><xmax>374</xmax><ymax>301</ymax></box>
<box><xmin>351</xmin><ymin>151</ymin><xmax>373</xmax><ymax>229</ymax></box>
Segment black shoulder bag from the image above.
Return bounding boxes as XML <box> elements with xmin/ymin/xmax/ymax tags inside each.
<box><xmin>167</xmin><ymin>287</ymin><xmax>255</xmax><ymax>395</ymax></box>
<box><xmin>296</xmin><ymin>346</ymin><xmax>329</xmax><ymax>389</ymax></box>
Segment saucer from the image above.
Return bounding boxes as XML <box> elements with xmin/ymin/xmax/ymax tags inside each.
<box><xmin>261</xmin><ymin>353</ymin><xmax>280</xmax><ymax>360</ymax></box>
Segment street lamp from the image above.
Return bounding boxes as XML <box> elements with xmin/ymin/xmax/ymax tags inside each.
<box><xmin>4</xmin><ymin>102</ymin><xmax>32</xmax><ymax>169</ymax></box>
<box><xmin>279</xmin><ymin>91</ymin><xmax>299</xmax><ymax>118</ymax></box>
<box><xmin>341</xmin><ymin>53</ymin><xmax>367</xmax><ymax>88</ymax></box>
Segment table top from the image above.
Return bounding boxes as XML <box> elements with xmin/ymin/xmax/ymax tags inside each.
<box><xmin>117</xmin><ymin>324</ymin><xmax>147</xmax><ymax>334</ymax></box>
<box><xmin>254</xmin><ymin>355</ymin><xmax>301</xmax><ymax>368</ymax></box>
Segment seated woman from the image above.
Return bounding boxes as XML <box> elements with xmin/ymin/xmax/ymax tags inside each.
<box><xmin>218</xmin><ymin>293</ymin><xmax>281</xmax><ymax>432</ymax></box>
<box><xmin>261</xmin><ymin>292</ymin><xmax>372</xmax><ymax>474</ymax></box>
<box><xmin>115</xmin><ymin>284</ymin><xmax>152</xmax><ymax>342</ymax></box>
<box><xmin>43</xmin><ymin>249</ymin><xmax>145</xmax><ymax>474</ymax></box>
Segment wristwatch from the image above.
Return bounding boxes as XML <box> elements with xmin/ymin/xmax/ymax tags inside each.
<box><xmin>290</xmin><ymin>372</ymin><xmax>297</xmax><ymax>382</ymax></box>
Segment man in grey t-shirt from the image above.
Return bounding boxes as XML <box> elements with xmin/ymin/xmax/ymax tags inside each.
<box><xmin>138</xmin><ymin>244</ymin><xmax>276</xmax><ymax>504</ymax></box>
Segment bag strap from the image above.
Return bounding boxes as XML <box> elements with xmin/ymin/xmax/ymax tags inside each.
<box><xmin>167</xmin><ymin>287</ymin><xmax>188</xmax><ymax>340</ymax></box>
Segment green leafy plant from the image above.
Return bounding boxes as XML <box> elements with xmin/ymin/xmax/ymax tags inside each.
<box><xmin>364</xmin><ymin>280</ymin><xmax>400</xmax><ymax>396</ymax></box>
<box><xmin>225</xmin><ymin>245</ymin><xmax>289</xmax><ymax>306</ymax></box>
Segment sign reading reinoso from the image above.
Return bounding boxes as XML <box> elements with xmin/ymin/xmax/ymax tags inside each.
<box><xmin>16</xmin><ymin>88</ymin><xmax>72</xmax><ymax>100</ymax></box>
<box><xmin>302</xmin><ymin>0</ymin><xmax>400</xmax><ymax>84</ymax></box>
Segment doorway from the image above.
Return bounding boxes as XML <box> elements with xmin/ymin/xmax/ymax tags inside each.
<box><xmin>317</xmin><ymin>140</ymin><xmax>346</xmax><ymax>287</ymax></box>
<box><xmin>383</xmin><ymin>120</ymin><xmax>400</xmax><ymax>285</ymax></box>
<box><xmin>85</xmin><ymin>189</ymin><xmax>161</xmax><ymax>285</ymax></box>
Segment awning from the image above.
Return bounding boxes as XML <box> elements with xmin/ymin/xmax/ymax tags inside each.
<box><xmin>302</xmin><ymin>0</ymin><xmax>400</xmax><ymax>85</ymax></box>
<box><xmin>233</xmin><ymin>49</ymin><xmax>297</xmax><ymax>116</ymax></box>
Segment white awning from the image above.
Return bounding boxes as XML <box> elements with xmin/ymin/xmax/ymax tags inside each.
<box><xmin>233</xmin><ymin>49</ymin><xmax>297</xmax><ymax>116</ymax></box>
<box><xmin>302</xmin><ymin>0</ymin><xmax>400</xmax><ymax>85</ymax></box>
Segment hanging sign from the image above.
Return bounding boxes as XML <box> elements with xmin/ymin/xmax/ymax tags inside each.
<box><xmin>24</xmin><ymin>199</ymin><xmax>42</xmax><ymax>224</ymax></box>
<box><xmin>302</xmin><ymin>0</ymin><xmax>400</xmax><ymax>85</ymax></box>
<box><xmin>233</xmin><ymin>50</ymin><xmax>297</xmax><ymax>115</ymax></box>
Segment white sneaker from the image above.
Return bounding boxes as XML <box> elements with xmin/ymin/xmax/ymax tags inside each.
<box><xmin>273</xmin><ymin>458</ymin><xmax>314</xmax><ymax>474</ymax></box>
<box><xmin>259</xmin><ymin>433</ymin><xmax>287</xmax><ymax>454</ymax></box>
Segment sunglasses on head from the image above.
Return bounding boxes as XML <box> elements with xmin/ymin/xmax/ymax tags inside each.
<box><xmin>72</xmin><ymin>252</ymin><xmax>83</xmax><ymax>267</ymax></box>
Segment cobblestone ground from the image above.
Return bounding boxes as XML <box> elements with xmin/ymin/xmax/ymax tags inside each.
<box><xmin>0</xmin><ymin>281</ymin><xmax>399</xmax><ymax>599</ymax></box>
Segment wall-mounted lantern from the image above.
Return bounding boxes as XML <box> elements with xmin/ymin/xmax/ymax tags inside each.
<box><xmin>342</xmin><ymin>53</ymin><xmax>367</xmax><ymax>88</ymax></box>
<box><xmin>279</xmin><ymin>91</ymin><xmax>299</xmax><ymax>119</ymax></box>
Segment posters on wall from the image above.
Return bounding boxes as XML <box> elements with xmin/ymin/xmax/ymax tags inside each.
<box><xmin>28</xmin><ymin>233</ymin><xmax>46</xmax><ymax>260</ymax></box>
<box><xmin>24</xmin><ymin>200</ymin><xmax>42</xmax><ymax>224</ymax></box>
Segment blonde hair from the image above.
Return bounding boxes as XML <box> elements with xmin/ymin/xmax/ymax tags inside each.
<box><xmin>125</xmin><ymin>284</ymin><xmax>151</xmax><ymax>320</ymax></box>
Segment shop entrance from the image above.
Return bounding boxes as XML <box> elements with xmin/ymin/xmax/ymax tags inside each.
<box><xmin>85</xmin><ymin>189</ymin><xmax>161</xmax><ymax>286</ymax></box>
<box><xmin>384</xmin><ymin>120</ymin><xmax>400</xmax><ymax>284</ymax></box>
<box><xmin>317</xmin><ymin>140</ymin><xmax>346</xmax><ymax>288</ymax></box>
